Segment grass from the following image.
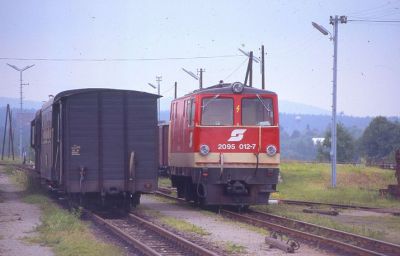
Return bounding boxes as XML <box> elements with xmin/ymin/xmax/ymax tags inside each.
<box><xmin>273</xmin><ymin>162</ymin><xmax>399</xmax><ymax>208</ymax></box>
<box><xmin>223</xmin><ymin>241</ymin><xmax>247</xmax><ymax>254</ymax></box>
<box><xmin>1</xmin><ymin>165</ymin><xmax>122</xmax><ymax>256</ymax></box>
<box><xmin>254</xmin><ymin>162</ymin><xmax>400</xmax><ymax>242</ymax></box>
<box><xmin>158</xmin><ymin>177</ymin><xmax>172</xmax><ymax>188</ymax></box>
<box><xmin>137</xmin><ymin>204</ymin><xmax>210</xmax><ymax>236</ymax></box>
<box><xmin>0</xmin><ymin>158</ymin><xmax>22</xmax><ymax>165</ymax></box>
<box><xmin>159</xmin><ymin>215</ymin><xmax>210</xmax><ymax>236</ymax></box>
<box><xmin>25</xmin><ymin>195</ymin><xmax>121</xmax><ymax>256</ymax></box>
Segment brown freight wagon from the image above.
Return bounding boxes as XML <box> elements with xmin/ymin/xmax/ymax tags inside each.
<box><xmin>30</xmin><ymin>88</ymin><xmax>160</xmax><ymax>208</ymax></box>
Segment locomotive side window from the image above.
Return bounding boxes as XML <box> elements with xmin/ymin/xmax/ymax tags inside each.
<box><xmin>201</xmin><ymin>97</ymin><xmax>233</xmax><ymax>126</ymax></box>
<box><xmin>242</xmin><ymin>97</ymin><xmax>274</xmax><ymax>126</ymax></box>
<box><xmin>187</xmin><ymin>99</ymin><xmax>195</xmax><ymax>127</ymax></box>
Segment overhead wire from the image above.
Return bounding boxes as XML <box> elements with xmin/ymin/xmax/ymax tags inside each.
<box><xmin>348</xmin><ymin>19</ymin><xmax>400</xmax><ymax>23</ymax></box>
<box><xmin>223</xmin><ymin>58</ymin><xmax>248</xmax><ymax>81</ymax></box>
<box><xmin>346</xmin><ymin>2</ymin><xmax>395</xmax><ymax>16</ymax></box>
<box><xmin>0</xmin><ymin>54</ymin><xmax>241</xmax><ymax>62</ymax></box>
<box><xmin>161</xmin><ymin>84</ymin><xmax>175</xmax><ymax>95</ymax></box>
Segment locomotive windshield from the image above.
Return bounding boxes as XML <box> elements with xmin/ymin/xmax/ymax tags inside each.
<box><xmin>242</xmin><ymin>97</ymin><xmax>274</xmax><ymax>126</ymax></box>
<box><xmin>201</xmin><ymin>97</ymin><xmax>233</xmax><ymax>126</ymax></box>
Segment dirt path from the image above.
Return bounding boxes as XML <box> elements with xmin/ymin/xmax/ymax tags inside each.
<box><xmin>0</xmin><ymin>166</ymin><xmax>54</xmax><ymax>256</ymax></box>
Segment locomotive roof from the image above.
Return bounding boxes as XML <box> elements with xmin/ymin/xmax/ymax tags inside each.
<box><xmin>53</xmin><ymin>88</ymin><xmax>160</xmax><ymax>102</ymax></box>
<box><xmin>185</xmin><ymin>83</ymin><xmax>277</xmax><ymax>97</ymax></box>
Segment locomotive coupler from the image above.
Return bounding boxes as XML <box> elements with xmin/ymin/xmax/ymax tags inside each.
<box><xmin>226</xmin><ymin>180</ymin><xmax>248</xmax><ymax>195</ymax></box>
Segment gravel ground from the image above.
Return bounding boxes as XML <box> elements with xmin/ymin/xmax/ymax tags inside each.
<box><xmin>139</xmin><ymin>194</ymin><xmax>334</xmax><ymax>256</ymax></box>
<box><xmin>0</xmin><ymin>167</ymin><xmax>54</xmax><ymax>256</ymax></box>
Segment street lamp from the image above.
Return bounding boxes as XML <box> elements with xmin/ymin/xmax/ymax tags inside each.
<box><xmin>238</xmin><ymin>48</ymin><xmax>260</xmax><ymax>63</ymax></box>
<box><xmin>148</xmin><ymin>75</ymin><xmax>161</xmax><ymax>122</ymax></box>
<box><xmin>6</xmin><ymin>63</ymin><xmax>35</xmax><ymax>159</ymax></box>
<box><xmin>182</xmin><ymin>68</ymin><xmax>205</xmax><ymax>89</ymax></box>
<box><xmin>312</xmin><ymin>16</ymin><xmax>347</xmax><ymax>188</ymax></box>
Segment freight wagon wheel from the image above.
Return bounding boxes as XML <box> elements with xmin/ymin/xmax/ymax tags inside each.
<box><xmin>124</xmin><ymin>197</ymin><xmax>132</xmax><ymax>212</ymax></box>
<box><xmin>132</xmin><ymin>192</ymin><xmax>141</xmax><ymax>207</ymax></box>
<box><xmin>238</xmin><ymin>205</ymin><xmax>250</xmax><ymax>212</ymax></box>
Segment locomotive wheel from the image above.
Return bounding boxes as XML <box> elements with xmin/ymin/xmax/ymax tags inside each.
<box><xmin>184</xmin><ymin>183</ymin><xmax>195</xmax><ymax>202</ymax></box>
<box><xmin>177</xmin><ymin>184</ymin><xmax>185</xmax><ymax>198</ymax></box>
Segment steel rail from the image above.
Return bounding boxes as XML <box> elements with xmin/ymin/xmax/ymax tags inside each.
<box><xmin>128</xmin><ymin>213</ymin><xmax>218</xmax><ymax>256</ymax></box>
<box><xmin>155</xmin><ymin>190</ymin><xmax>400</xmax><ymax>256</ymax></box>
<box><xmin>221</xmin><ymin>209</ymin><xmax>385</xmax><ymax>256</ymax></box>
<box><xmin>88</xmin><ymin>209</ymin><xmax>218</xmax><ymax>256</ymax></box>
<box><xmin>248</xmin><ymin>209</ymin><xmax>400</xmax><ymax>255</ymax></box>
<box><xmin>279</xmin><ymin>199</ymin><xmax>400</xmax><ymax>215</ymax></box>
<box><xmin>89</xmin><ymin>211</ymin><xmax>161</xmax><ymax>256</ymax></box>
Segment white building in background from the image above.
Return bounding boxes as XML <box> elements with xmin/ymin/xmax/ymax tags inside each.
<box><xmin>312</xmin><ymin>137</ymin><xmax>325</xmax><ymax>146</ymax></box>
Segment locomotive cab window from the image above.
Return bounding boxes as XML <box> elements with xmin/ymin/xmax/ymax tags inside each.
<box><xmin>201</xmin><ymin>97</ymin><xmax>233</xmax><ymax>126</ymax></box>
<box><xmin>242</xmin><ymin>97</ymin><xmax>274</xmax><ymax>126</ymax></box>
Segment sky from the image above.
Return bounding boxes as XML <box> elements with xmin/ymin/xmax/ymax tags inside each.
<box><xmin>0</xmin><ymin>0</ymin><xmax>399</xmax><ymax>117</ymax></box>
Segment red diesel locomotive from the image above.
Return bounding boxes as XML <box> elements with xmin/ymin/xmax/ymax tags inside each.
<box><xmin>167</xmin><ymin>81</ymin><xmax>280</xmax><ymax>206</ymax></box>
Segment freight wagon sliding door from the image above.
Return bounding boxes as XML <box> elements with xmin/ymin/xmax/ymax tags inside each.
<box><xmin>126</xmin><ymin>94</ymin><xmax>158</xmax><ymax>193</ymax></box>
<box><xmin>65</xmin><ymin>93</ymin><xmax>100</xmax><ymax>193</ymax></box>
<box><xmin>100</xmin><ymin>92</ymin><xmax>125</xmax><ymax>193</ymax></box>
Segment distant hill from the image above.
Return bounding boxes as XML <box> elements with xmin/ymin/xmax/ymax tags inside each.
<box><xmin>2</xmin><ymin>96</ymin><xmax>398</xmax><ymax>137</ymax></box>
<box><xmin>0</xmin><ymin>97</ymin><xmax>42</xmax><ymax>110</ymax></box>
<box><xmin>279</xmin><ymin>100</ymin><xmax>330</xmax><ymax>115</ymax></box>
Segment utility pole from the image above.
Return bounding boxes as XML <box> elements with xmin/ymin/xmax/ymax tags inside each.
<box><xmin>148</xmin><ymin>75</ymin><xmax>162</xmax><ymax>122</ymax></box>
<box><xmin>312</xmin><ymin>15</ymin><xmax>347</xmax><ymax>188</ymax></box>
<box><xmin>156</xmin><ymin>76</ymin><xmax>162</xmax><ymax>123</ymax></box>
<box><xmin>261</xmin><ymin>45</ymin><xmax>265</xmax><ymax>90</ymax></box>
<box><xmin>6</xmin><ymin>64</ymin><xmax>34</xmax><ymax>159</ymax></box>
<box><xmin>174</xmin><ymin>82</ymin><xmax>177</xmax><ymax>99</ymax></box>
<box><xmin>2</xmin><ymin>104</ymin><xmax>15</xmax><ymax>160</ymax></box>
<box><xmin>198</xmin><ymin>68</ymin><xmax>205</xmax><ymax>89</ymax></box>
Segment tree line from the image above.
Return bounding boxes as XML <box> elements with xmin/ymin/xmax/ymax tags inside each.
<box><xmin>317</xmin><ymin>116</ymin><xmax>400</xmax><ymax>163</ymax></box>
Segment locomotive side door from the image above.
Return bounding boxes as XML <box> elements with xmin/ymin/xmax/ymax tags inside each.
<box><xmin>185</xmin><ymin>98</ymin><xmax>195</xmax><ymax>151</ymax></box>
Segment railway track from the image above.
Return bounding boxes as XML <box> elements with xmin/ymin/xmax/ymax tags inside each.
<box><xmin>87</xmin><ymin>210</ymin><xmax>219</xmax><ymax>256</ymax></box>
<box><xmin>222</xmin><ymin>209</ymin><xmax>400</xmax><ymax>256</ymax></box>
<box><xmin>279</xmin><ymin>199</ymin><xmax>400</xmax><ymax>215</ymax></box>
<box><xmin>158</xmin><ymin>186</ymin><xmax>400</xmax><ymax>215</ymax></box>
<box><xmin>155</xmin><ymin>190</ymin><xmax>400</xmax><ymax>256</ymax></box>
<box><xmin>2</xmin><ymin>165</ymin><xmax>218</xmax><ymax>256</ymax></box>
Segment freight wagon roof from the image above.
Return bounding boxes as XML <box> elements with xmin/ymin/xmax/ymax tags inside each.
<box><xmin>53</xmin><ymin>88</ymin><xmax>160</xmax><ymax>102</ymax></box>
<box><xmin>185</xmin><ymin>82</ymin><xmax>277</xmax><ymax>97</ymax></box>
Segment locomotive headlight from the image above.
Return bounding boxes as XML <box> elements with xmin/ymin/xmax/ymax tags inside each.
<box><xmin>266</xmin><ymin>145</ymin><xmax>277</xmax><ymax>156</ymax></box>
<box><xmin>231</xmin><ymin>82</ymin><xmax>244</xmax><ymax>94</ymax></box>
<box><xmin>199</xmin><ymin>144</ymin><xmax>210</xmax><ymax>156</ymax></box>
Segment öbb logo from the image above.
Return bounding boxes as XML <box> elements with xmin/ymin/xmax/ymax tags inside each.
<box><xmin>228</xmin><ymin>129</ymin><xmax>247</xmax><ymax>142</ymax></box>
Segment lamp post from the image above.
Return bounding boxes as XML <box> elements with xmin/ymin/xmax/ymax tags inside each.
<box><xmin>312</xmin><ymin>16</ymin><xmax>347</xmax><ymax>188</ymax></box>
<box><xmin>148</xmin><ymin>75</ymin><xmax>161</xmax><ymax>122</ymax></box>
<box><xmin>182</xmin><ymin>68</ymin><xmax>204</xmax><ymax>89</ymax></box>
<box><xmin>6</xmin><ymin>63</ymin><xmax>35</xmax><ymax>159</ymax></box>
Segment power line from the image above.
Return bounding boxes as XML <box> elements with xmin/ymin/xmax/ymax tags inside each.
<box><xmin>348</xmin><ymin>19</ymin><xmax>400</xmax><ymax>23</ymax></box>
<box><xmin>223</xmin><ymin>58</ymin><xmax>248</xmax><ymax>81</ymax></box>
<box><xmin>0</xmin><ymin>54</ymin><xmax>241</xmax><ymax>62</ymax></box>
